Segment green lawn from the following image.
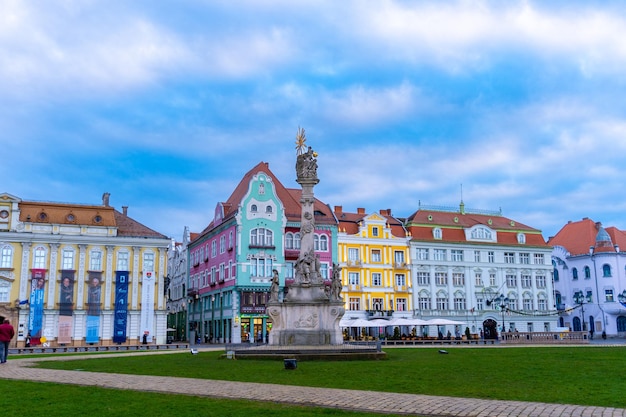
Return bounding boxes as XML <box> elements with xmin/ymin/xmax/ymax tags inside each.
<box><xmin>31</xmin><ymin>346</ymin><xmax>626</xmax><ymax>408</ymax></box>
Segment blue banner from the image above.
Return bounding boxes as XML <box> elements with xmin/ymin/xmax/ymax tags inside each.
<box><xmin>85</xmin><ymin>271</ymin><xmax>102</xmax><ymax>344</ymax></box>
<box><xmin>113</xmin><ymin>271</ymin><xmax>129</xmax><ymax>344</ymax></box>
<box><xmin>85</xmin><ymin>315</ymin><xmax>100</xmax><ymax>343</ymax></box>
<box><xmin>28</xmin><ymin>270</ymin><xmax>46</xmax><ymax>346</ymax></box>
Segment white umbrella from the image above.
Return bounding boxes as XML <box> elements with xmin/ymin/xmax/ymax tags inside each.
<box><xmin>391</xmin><ymin>317</ymin><xmax>430</xmax><ymax>326</ymax></box>
<box><xmin>425</xmin><ymin>319</ymin><xmax>465</xmax><ymax>326</ymax></box>
<box><xmin>340</xmin><ymin>318</ymin><xmax>371</xmax><ymax>327</ymax></box>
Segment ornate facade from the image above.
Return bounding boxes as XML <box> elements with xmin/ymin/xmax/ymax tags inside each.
<box><xmin>0</xmin><ymin>192</ymin><xmax>170</xmax><ymax>347</ymax></box>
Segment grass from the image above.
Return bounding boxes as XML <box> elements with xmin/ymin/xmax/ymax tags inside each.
<box><xmin>31</xmin><ymin>346</ymin><xmax>626</xmax><ymax>408</ymax></box>
<box><xmin>0</xmin><ymin>380</ymin><xmax>404</xmax><ymax>417</ymax></box>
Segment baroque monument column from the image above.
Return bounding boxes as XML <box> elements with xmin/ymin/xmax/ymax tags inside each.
<box><xmin>267</xmin><ymin>128</ymin><xmax>344</xmax><ymax>346</ymax></box>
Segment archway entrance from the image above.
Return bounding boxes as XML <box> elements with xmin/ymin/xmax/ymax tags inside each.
<box><xmin>483</xmin><ymin>319</ymin><xmax>498</xmax><ymax>339</ymax></box>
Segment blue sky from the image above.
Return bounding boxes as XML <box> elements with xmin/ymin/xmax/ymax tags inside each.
<box><xmin>3</xmin><ymin>0</ymin><xmax>626</xmax><ymax>242</ymax></box>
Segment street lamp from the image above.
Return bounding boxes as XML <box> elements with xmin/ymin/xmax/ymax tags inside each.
<box><xmin>573</xmin><ymin>291</ymin><xmax>588</xmax><ymax>332</ymax></box>
<box><xmin>493</xmin><ymin>294</ymin><xmax>509</xmax><ymax>337</ymax></box>
<box><xmin>618</xmin><ymin>290</ymin><xmax>626</xmax><ymax>308</ymax></box>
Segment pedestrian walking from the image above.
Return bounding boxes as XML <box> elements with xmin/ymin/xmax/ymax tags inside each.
<box><xmin>0</xmin><ymin>319</ymin><xmax>15</xmax><ymax>364</ymax></box>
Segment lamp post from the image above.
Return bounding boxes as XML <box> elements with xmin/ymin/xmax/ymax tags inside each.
<box><xmin>573</xmin><ymin>291</ymin><xmax>587</xmax><ymax>333</ymax></box>
<box><xmin>494</xmin><ymin>294</ymin><xmax>509</xmax><ymax>338</ymax></box>
<box><xmin>618</xmin><ymin>290</ymin><xmax>626</xmax><ymax>308</ymax></box>
<box><xmin>211</xmin><ymin>294</ymin><xmax>215</xmax><ymax>343</ymax></box>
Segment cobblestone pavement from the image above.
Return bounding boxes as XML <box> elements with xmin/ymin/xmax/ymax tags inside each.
<box><xmin>1</xmin><ymin>351</ymin><xmax>625</xmax><ymax>417</ymax></box>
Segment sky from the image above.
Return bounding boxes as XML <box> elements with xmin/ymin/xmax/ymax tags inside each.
<box><xmin>3</xmin><ymin>0</ymin><xmax>626</xmax><ymax>242</ymax></box>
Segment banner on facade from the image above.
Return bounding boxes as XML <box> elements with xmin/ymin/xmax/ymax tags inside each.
<box><xmin>56</xmin><ymin>270</ymin><xmax>75</xmax><ymax>344</ymax></box>
<box><xmin>140</xmin><ymin>271</ymin><xmax>155</xmax><ymax>342</ymax></box>
<box><xmin>113</xmin><ymin>271</ymin><xmax>129</xmax><ymax>344</ymax></box>
<box><xmin>58</xmin><ymin>316</ymin><xmax>72</xmax><ymax>344</ymax></box>
<box><xmin>85</xmin><ymin>315</ymin><xmax>100</xmax><ymax>344</ymax></box>
<box><xmin>85</xmin><ymin>271</ymin><xmax>102</xmax><ymax>343</ymax></box>
<box><xmin>28</xmin><ymin>269</ymin><xmax>46</xmax><ymax>346</ymax></box>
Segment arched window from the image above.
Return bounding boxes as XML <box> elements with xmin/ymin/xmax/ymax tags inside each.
<box><xmin>266</xmin><ymin>205</ymin><xmax>272</xmax><ymax>213</ymax></box>
<box><xmin>584</xmin><ymin>266</ymin><xmax>591</xmax><ymax>279</ymax></box>
<box><xmin>603</xmin><ymin>264</ymin><xmax>612</xmax><ymax>277</ymax></box>
<box><xmin>251</xmin><ymin>204</ymin><xmax>257</xmax><ymax>212</ymax></box>
<box><xmin>250</xmin><ymin>228</ymin><xmax>273</xmax><ymax>247</ymax></box>
<box><xmin>553</xmin><ymin>268</ymin><xmax>559</xmax><ymax>282</ymax></box>
<box><xmin>517</xmin><ymin>233</ymin><xmax>526</xmax><ymax>244</ymax></box>
<box><xmin>617</xmin><ymin>316</ymin><xmax>626</xmax><ymax>332</ymax></box>
<box><xmin>572</xmin><ymin>268</ymin><xmax>578</xmax><ymax>280</ymax></box>
<box><xmin>433</xmin><ymin>228</ymin><xmax>442</xmax><ymax>240</ymax></box>
<box><xmin>0</xmin><ymin>245</ymin><xmax>13</xmax><ymax>268</ymax></box>
<box><xmin>314</xmin><ymin>234</ymin><xmax>320</xmax><ymax>251</ymax></box>
<box><xmin>319</xmin><ymin>235</ymin><xmax>328</xmax><ymax>251</ymax></box>
<box><xmin>285</xmin><ymin>233</ymin><xmax>293</xmax><ymax>249</ymax></box>
<box><xmin>293</xmin><ymin>233</ymin><xmax>301</xmax><ymax>249</ymax></box>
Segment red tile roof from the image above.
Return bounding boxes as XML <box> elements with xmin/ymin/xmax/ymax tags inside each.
<box><xmin>334</xmin><ymin>207</ymin><xmax>408</xmax><ymax>238</ymax></box>
<box><xmin>548</xmin><ymin>218</ymin><xmax>625</xmax><ymax>256</ymax></box>
<box><xmin>406</xmin><ymin>209</ymin><xmax>548</xmax><ymax>247</ymax></box>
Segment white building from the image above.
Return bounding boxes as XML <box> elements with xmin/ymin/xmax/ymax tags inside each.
<box><xmin>165</xmin><ymin>226</ymin><xmax>191</xmax><ymax>342</ymax></box>
<box><xmin>549</xmin><ymin>218</ymin><xmax>626</xmax><ymax>338</ymax></box>
<box><xmin>405</xmin><ymin>203</ymin><xmax>557</xmax><ymax>339</ymax></box>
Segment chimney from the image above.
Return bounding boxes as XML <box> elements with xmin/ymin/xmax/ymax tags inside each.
<box><xmin>334</xmin><ymin>206</ymin><xmax>343</xmax><ymax>214</ymax></box>
<box><xmin>102</xmin><ymin>192</ymin><xmax>110</xmax><ymax>207</ymax></box>
<box><xmin>595</xmin><ymin>222</ymin><xmax>602</xmax><ymax>230</ymax></box>
<box><xmin>380</xmin><ymin>209</ymin><xmax>391</xmax><ymax>216</ymax></box>
<box><xmin>357</xmin><ymin>208</ymin><xmax>365</xmax><ymax>214</ymax></box>
<box><xmin>122</xmin><ymin>206</ymin><xmax>128</xmax><ymax>216</ymax></box>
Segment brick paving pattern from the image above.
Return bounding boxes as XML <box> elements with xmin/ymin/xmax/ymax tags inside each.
<box><xmin>1</xmin><ymin>351</ymin><xmax>625</xmax><ymax>417</ymax></box>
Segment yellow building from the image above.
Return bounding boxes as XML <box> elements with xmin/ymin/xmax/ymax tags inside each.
<box><xmin>0</xmin><ymin>193</ymin><xmax>170</xmax><ymax>348</ymax></box>
<box><xmin>334</xmin><ymin>207</ymin><xmax>412</xmax><ymax>329</ymax></box>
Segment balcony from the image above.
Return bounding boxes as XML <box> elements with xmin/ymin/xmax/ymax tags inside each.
<box><xmin>366</xmin><ymin>310</ymin><xmax>394</xmax><ymax>318</ymax></box>
<box><xmin>241</xmin><ymin>305</ymin><xmax>267</xmax><ymax>314</ymax></box>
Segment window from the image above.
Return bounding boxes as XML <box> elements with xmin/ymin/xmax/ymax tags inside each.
<box><xmin>293</xmin><ymin>233</ymin><xmax>301</xmax><ymax>249</ymax></box>
<box><xmin>488</xmin><ymin>251</ymin><xmax>495</xmax><ymax>263</ymax></box>
<box><xmin>265</xmin><ymin>205</ymin><xmax>272</xmax><ymax>213</ymax></box>
<box><xmin>471</xmin><ymin>227</ymin><xmax>492</xmax><ymax>240</ymax></box>
<box><xmin>433</xmin><ymin>228</ymin><xmax>442</xmax><ymax>239</ymax></box>
<box><xmin>452</xmin><ymin>273</ymin><xmax>465</xmax><ymax>286</ymax></box>
<box><xmin>211</xmin><ymin>240</ymin><xmax>217</xmax><ymax>257</ymax></box>
<box><xmin>523</xmin><ymin>297</ymin><xmax>533</xmax><ymax>310</ymax></box>
<box><xmin>584</xmin><ymin>266</ymin><xmax>591</xmax><ymax>279</ymax></box>
<box><xmin>433</xmin><ymin>249</ymin><xmax>446</xmax><ymax>261</ymax></box>
<box><xmin>117</xmin><ymin>251</ymin><xmax>129</xmax><ymax>271</ymax></box>
<box><xmin>372</xmin><ymin>298</ymin><xmax>384</xmax><ymax>310</ymax></box>
<box><xmin>371</xmin><ymin>273</ymin><xmax>382</xmax><ymax>286</ymax></box>
<box><xmin>517</xmin><ymin>233</ymin><xmax>526</xmax><ymax>244</ymax></box>
<box><xmin>348</xmin><ymin>248</ymin><xmax>359</xmax><ymax>262</ymax></box>
<box><xmin>618</xmin><ymin>317</ymin><xmax>626</xmax><ymax>332</ymax></box>
<box><xmin>319</xmin><ymin>235</ymin><xmax>328</xmax><ymax>251</ymax></box>
<box><xmin>474</xmin><ymin>251</ymin><xmax>481</xmax><ymax>263</ymax></box>
<box><xmin>285</xmin><ymin>262</ymin><xmax>294</xmax><ymax>279</ymax></box>
<box><xmin>451</xmin><ymin>250</ymin><xmax>463</xmax><ymax>262</ymax></box>
<box><xmin>521</xmin><ymin>275</ymin><xmax>532</xmax><ymax>288</ymax></box>
<box><xmin>229</xmin><ymin>231</ymin><xmax>234</xmax><ymax>249</ymax></box>
<box><xmin>220</xmin><ymin>264</ymin><xmax>225</xmax><ymax>281</ymax></box>
<box><xmin>504</xmin><ymin>252</ymin><xmax>515</xmax><ymax>263</ymax></box>
<box><xmin>605</xmin><ymin>289</ymin><xmax>614</xmax><ymax>302</ymax></box>
<box><xmin>372</xmin><ymin>227</ymin><xmax>379</xmax><ymax>237</ymax></box>
<box><xmin>83</xmin><ymin>249</ymin><xmax>99</xmax><ymax>271</ymax></box>
<box><xmin>506</xmin><ymin>274</ymin><xmax>517</xmax><ymax>287</ymax></box>
<box><xmin>534</xmin><ymin>253</ymin><xmax>545</xmax><ymax>264</ymax></box>
<box><xmin>475</xmin><ymin>273</ymin><xmax>483</xmax><ymax>286</ymax></box>
<box><xmin>210</xmin><ymin>267</ymin><xmax>216</xmax><ymax>284</ymax></box>
<box><xmin>415</xmin><ymin>248</ymin><xmax>429</xmax><ymax>261</ymax></box>
<box><xmin>314</xmin><ymin>235</ymin><xmax>320</xmax><ymax>250</ymax></box>
<box><xmin>476</xmin><ymin>297</ymin><xmax>484</xmax><ymax>310</ymax></box>
<box><xmin>489</xmin><ymin>273</ymin><xmax>497</xmax><ymax>286</ymax></box>
<box><xmin>250</xmin><ymin>258</ymin><xmax>272</xmax><ymax>277</ymax></box>
<box><xmin>536</xmin><ymin>274</ymin><xmax>546</xmax><ymax>288</ymax></box>
<box><xmin>349</xmin><ymin>298</ymin><xmax>360</xmax><ymax>311</ymax></box>
<box><xmin>603</xmin><ymin>264</ymin><xmax>612</xmax><ymax>277</ymax></box>
<box><xmin>416</xmin><ymin>272</ymin><xmax>430</xmax><ymax>285</ymax></box>
<box><xmin>0</xmin><ymin>282</ymin><xmax>8</xmax><ymax>303</ymax></box>
<box><xmin>320</xmin><ymin>263</ymin><xmax>328</xmax><ymax>279</ymax></box>
<box><xmin>285</xmin><ymin>233</ymin><xmax>294</xmax><ymax>249</ymax></box>
<box><xmin>454</xmin><ymin>297</ymin><xmax>466</xmax><ymax>310</ymax></box>
<box><xmin>419</xmin><ymin>297</ymin><xmax>431</xmax><ymax>310</ymax></box>
<box><xmin>435</xmin><ymin>272</ymin><xmax>447</xmax><ymax>286</ymax></box>
<box><xmin>220</xmin><ymin>236</ymin><xmax>226</xmax><ymax>253</ymax></box>
<box><xmin>394</xmin><ymin>251</ymin><xmax>405</xmax><ymax>264</ymax></box>
<box><xmin>1</xmin><ymin>246</ymin><xmax>13</xmax><ymax>268</ymax></box>
<box><xmin>519</xmin><ymin>253</ymin><xmax>530</xmax><ymax>264</ymax></box>
<box><xmin>251</xmin><ymin>204</ymin><xmax>257</xmax><ymax>212</ymax></box>
<box><xmin>436</xmin><ymin>297</ymin><xmax>448</xmax><ymax>310</ymax></box>
<box><xmin>396</xmin><ymin>298</ymin><xmax>406</xmax><ymax>311</ymax></box>
<box><xmin>250</xmin><ymin>228</ymin><xmax>273</xmax><ymax>247</ymax></box>
<box><xmin>348</xmin><ymin>272</ymin><xmax>359</xmax><ymax>286</ymax></box>
<box><xmin>143</xmin><ymin>252</ymin><xmax>154</xmax><ymax>272</ymax></box>
<box><xmin>33</xmin><ymin>246</ymin><xmax>46</xmax><ymax>269</ymax></box>
<box><xmin>396</xmin><ymin>274</ymin><xmax>406</xmax><ymax>286</ymax></box>
<box><xmin>371</xmin><ymin>249</ymin><xmax>381</xmax><ymax>263</ymax></box>
<box><xmin>537</xmin><ymin>298</ymin><xmax>547</xmax><ymax>311</ymax></box>
<box><xmin>572</xmin><ymin>268</ymin><xmax>578</xmax><ymax>280</ymax></box>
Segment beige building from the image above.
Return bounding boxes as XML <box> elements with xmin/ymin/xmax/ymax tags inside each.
<box><xmin>0</xmin><ymin>193</ymin><xmax>170</xmax><ymax>347</ymax></box>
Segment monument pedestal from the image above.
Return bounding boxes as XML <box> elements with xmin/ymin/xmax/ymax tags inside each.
<box><xmin>267</xmin><ymin>293</ymin><xmax>345</xmax><ymax>346</ymax></box>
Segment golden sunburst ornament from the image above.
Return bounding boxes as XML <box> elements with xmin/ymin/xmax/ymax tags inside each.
<box><xmin>295</xmin><ymin>126</ymin><xmax>307</xmax><ymax>155</ymax></box>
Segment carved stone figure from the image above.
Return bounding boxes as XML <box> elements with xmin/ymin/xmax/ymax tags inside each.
<box><xmin>269</xmin><ymin>269</ymin><xmax>280</xmax><ymax>302</ymax></box>
<box><xmin>331</xmin><ymin>263</ymin><xmax>343</xmax><ymax>301</ymax></box>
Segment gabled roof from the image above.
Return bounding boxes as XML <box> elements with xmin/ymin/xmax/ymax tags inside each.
<box><xmin>405</xmin><ymin>207</ymin><xmax>548</xmax><ymax>247</ymax></box>
<box><xmin>113</xmin><ymin>209</ymin><xmax>168</xmax><ymax>238</ymax></box>
<box><xmin>334</xmin><ymin>207</ymin><xmax>408</xmax><ymax>238</ymax></box>
<box><xmin>548</xmin><ymin>218</ymin><xmax>626</xmax><ymax>256</ymax></box>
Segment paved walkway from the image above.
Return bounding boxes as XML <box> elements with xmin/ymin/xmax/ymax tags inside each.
<box><xmin>1</xmin><ymin>351</ymin><xmax>625</xmax><ymax>417</ymax></box>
